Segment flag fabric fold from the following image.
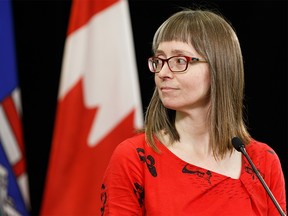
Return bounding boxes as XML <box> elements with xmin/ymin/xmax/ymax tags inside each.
<box><xmin>40</xmin><ymin>0</ymin><xmax>143</xmax><ymax>215</ymax></box>
<box><xmin>0</xmin><ymin>0</ymin><xmax>30</xmax><ymax>215</ymax></box>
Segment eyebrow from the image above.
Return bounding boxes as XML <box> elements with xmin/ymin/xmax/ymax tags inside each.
<box><xmin>155</xmin><ymin>49</ymin><xmax>194</xmax><ymax>56</ymax></box>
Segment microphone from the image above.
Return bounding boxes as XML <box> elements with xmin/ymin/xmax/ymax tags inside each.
<box><xmin>231</xmin><ymin>137</ymin><xmax>286</xmax><ymax>216</ymax></box>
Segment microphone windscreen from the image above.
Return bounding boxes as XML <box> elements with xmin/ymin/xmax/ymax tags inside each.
<box><xmin>231</xmin><ymin>137</ymin><xmax>244</xmax><ymax>152</ymax></box>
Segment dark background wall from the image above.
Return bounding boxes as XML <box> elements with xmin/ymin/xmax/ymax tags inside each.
<box><xmin>11</xmin><ymin>0</ymin><xmax>287</xmax><ymax>215</ymax></box>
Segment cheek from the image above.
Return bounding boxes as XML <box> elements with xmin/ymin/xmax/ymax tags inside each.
<box><xmin>203</xmin><ymin>73</ymin><xmax>211</xmax><ymax>91</ymax></box>
<box><xmin>154</xmin><ymin>75</ymin><xmax>161</xmax><ymax>87</ymax></box>
<box><xmin>196</xmin><ymin>68</ymin><xmax>210</xmax><ymax>88</ymax></box>
<box><xmin>186</xmin><ymin>73</ymin><xmax>210</xmax><ymax>95</ymax></box>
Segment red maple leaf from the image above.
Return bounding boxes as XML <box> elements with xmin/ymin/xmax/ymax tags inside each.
<box><xmin>42</xmin><ymin>78</ymin><xmax>137</xmax><ymax>215</ymax></box>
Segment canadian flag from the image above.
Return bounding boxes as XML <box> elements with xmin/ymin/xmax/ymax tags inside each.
<box><xmin>40</xmin><ymin>0</ymin><xmax>143</xmax><ymax>215</ymax></box>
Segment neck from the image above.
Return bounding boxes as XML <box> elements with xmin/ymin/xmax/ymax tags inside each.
<box><xmin>173</xmin><ymin>110</ymin><xmax>211</xmax><ymax>155</ymax></box>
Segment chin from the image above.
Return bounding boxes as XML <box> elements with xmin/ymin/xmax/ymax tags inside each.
<box><xmin>161</xmin><ymin>102</ymin><xmax>179</xmax><ymax>110</ymax></box>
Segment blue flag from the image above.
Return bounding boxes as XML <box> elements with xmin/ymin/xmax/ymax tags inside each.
<box><xmin>0</xmin><ymin>0</ymin><xmax>30</xmax><ymax>215</ymax></box>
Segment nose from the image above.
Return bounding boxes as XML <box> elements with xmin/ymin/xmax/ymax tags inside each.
<box><xmin>157</xmin><ymin>61</ymin><xmax>174</xmax><ymax>78</ymax></box>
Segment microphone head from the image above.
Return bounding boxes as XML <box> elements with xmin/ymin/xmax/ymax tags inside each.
<box><xmin>231</xmin><ymin>137</ymin><xmax>245</xmax><ymax>152</ymax></box>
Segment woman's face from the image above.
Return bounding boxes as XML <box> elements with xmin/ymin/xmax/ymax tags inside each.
<box><xmin>154</xmin><ymin>41</ymin><xmax>211</xmax><ymax>113</ymax></box>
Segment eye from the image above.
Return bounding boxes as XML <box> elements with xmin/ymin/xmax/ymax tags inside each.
<box><xmin>153</xmin><ymin>58</ymin><xmax>161</xmax><ymax>65</ymax></box>
<box><xmin>148</xmin><ymin>57</ymin><xmax>163</xmax><ymax>73</ymax></box>
<box><xmin>174</xmin><ymin>56</ymin><xmax>187</xmax><ymax>65</ymax></box>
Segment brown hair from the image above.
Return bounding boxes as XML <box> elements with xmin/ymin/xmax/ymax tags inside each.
<box><xmin>144</xmin><ymin>9</ymin><xmax>251</xmax><ymax>159</ymax></box>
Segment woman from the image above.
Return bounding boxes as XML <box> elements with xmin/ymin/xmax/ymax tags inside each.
<box><xmin>100</xmin><ymin>8</ymin><xmax>286</xmax><ymax>215</ymax></box>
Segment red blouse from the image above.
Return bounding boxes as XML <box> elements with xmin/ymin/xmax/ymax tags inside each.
<box><xmin>101</xmin><ymin>133</ymin><xmax>286</xmax><ymax>215</ymax></box>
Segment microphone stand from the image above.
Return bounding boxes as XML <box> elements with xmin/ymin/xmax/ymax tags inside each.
<box><xmin>239</xmin><ymin>145</ymin><xmax>286</xmax><ymax>216</ymax></box>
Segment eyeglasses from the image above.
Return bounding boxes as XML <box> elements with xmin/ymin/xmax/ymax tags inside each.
<box><xmin>148</xmin><ymin>56</ymin><xmax>207</xmax><ymax>73</ymax></box>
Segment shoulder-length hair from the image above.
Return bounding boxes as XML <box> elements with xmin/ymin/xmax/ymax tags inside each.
<box><xmin>144</xmin><ymin>9</ymin><xmax>251</xmax><ymax>159</ymax></box>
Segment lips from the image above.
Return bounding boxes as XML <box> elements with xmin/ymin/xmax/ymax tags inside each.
<box><xmin>160</xmin><ymin>86</ymin><xmax>178</xmax><ymax>90</ymax></box>
<box><xmin>160</xmin><ymin>86</ymin><xmax>179</xmax><ymax>93</ymax></box>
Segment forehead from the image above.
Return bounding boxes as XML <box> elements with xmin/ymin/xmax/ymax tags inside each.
<box><xmin>156</xmin><ymin>41</ymin><xmax>198</xmax><ymax>56</ymax></box>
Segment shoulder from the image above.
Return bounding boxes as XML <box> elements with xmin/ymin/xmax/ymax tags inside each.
<box><xmin>246</xmin><ymin>139</ymin><xmax>279</xmax><ymax>160</ymax></box>
<box><xmin>109</xmin><ymin>133</ymin><xmax>153</xmax><ymax>164</ymax></box>
<box><xmin>245</xmin><ymin>139</ymin><xmax>282</xmax><ymax>173</ymax></box>
<box><xmin>104</xmin><ymin>132</ymin><xmax>160</xmax><ymax>181</ymax></box>
<box><xmin>113</xmin><ymin>133</ymin><xmax>147</xmax><ymax>154</ymax></box>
